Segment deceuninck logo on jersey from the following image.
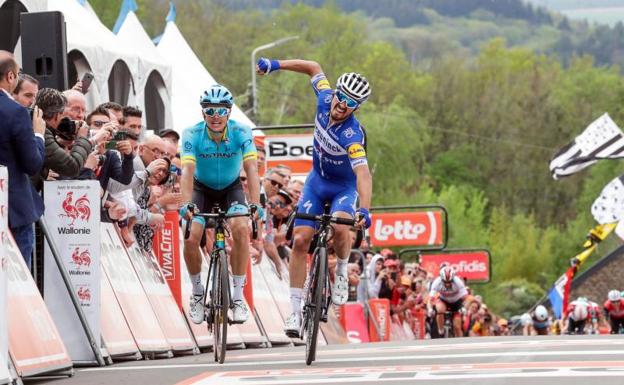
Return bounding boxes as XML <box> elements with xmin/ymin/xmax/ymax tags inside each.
<box><xmin>265</xmin><ymin>133</ymin><xmax>314</xmax><ymax>175</ymax></box>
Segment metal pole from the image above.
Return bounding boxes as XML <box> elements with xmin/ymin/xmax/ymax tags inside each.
<box><xmin>251</xmin><ymin>36</ymin><xmax>299</xmax><ymax>117</ymax></box>
<box><xmin>38</xmin><ymin>218</ymin><xmax>106</xmax><ymax>367</ymax></box>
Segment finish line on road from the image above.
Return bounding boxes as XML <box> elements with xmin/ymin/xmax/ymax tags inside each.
<box><xmin>174</xmin><ymin>361</ymin><xmax>624</xmax><ymax>384</ymax></box>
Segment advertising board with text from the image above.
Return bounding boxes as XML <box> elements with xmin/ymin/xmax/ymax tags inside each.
<box><xmin>369</xmin><ymin>210</ymin><xmax>446</xmax><ymax>249</ymax></box>
<box><xmin>264</xmin><ymin>134</ymin><xmax>313</xmax><ymax>175</ymax></box>
<box><xmin>419</xmin><ymin>250</ymin><xmax>491</xmax><ymax>283</ymax></box>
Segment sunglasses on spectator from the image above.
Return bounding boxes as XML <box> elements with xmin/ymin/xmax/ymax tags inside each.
<box><xmin>203</xmin><ymin>107</ymin><xmax>230</xmax><ymax>117</ymax></box>
<box><xmin>92</xmin><ymin>120</ymin><xmax>109</xmax><ymax>128</ymax></box>
<box><xmin>269</xmin><ymin>200</ymin><xmax>287</xmax><ymax>208</ymax></box>
<box><xmin>335</xmin><ymin>90</ymin><xmax>359</xmax><ymax>109</ymax></box>
<box><xmin>269</xmin><ymin>179</ymin><xmax>283</xmax><ymax>189</ymax></box>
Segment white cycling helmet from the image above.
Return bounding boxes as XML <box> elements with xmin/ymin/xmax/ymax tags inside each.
<box><xmin>520</xmin><ymin>313</ymin><xmax>532</xmax><ymax>326</ymax></box>
<box><xmin>609</xmin><ymin>289</ymin><xmax>621</xmax><ymax>302</ymax></box>
<box><xmin>336</xmin><ymin>72</ymin><xmax>371</xmax><ymax>104</ymax></box>
<box><xmin>535</xmin><ymin>305</ymin><xmax>548</xmax><ymax>322</ymax></box>
<box><xmin>572</xmin><ymin>302</ymin><xmax>588</xmax><ymax>321</ymax></box>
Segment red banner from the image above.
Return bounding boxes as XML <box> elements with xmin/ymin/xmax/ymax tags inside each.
<box><xmin>337</xmin><ymin>303</ymin><xmax>370</xmax><ymax>343</ymax></box>
<box><xmin>369</xmin><ymin>211</ymin><xmax>445</xmax><ymax>247</ymax></box>
<box><xmin>368</xmin><ymin>299</ymin><xmax>391</xmax><ymax>342</ymax></box>
<box><xmin>419</xmin><ymin>250</ymin><xmax>491</xmax><ymax>282</ymax></box>
<box><xmin>153</xmin><ymin>211</ymin><xmax>182</xmax><ymax>310</ymax></box>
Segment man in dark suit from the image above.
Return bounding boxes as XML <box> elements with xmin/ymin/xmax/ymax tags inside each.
<box><xmin>0</xmin><ymin>50</ymin><xmax>46</xmax><ymax>268</ymax></box>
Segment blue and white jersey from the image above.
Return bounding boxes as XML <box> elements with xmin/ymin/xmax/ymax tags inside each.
<box><xmin>309</xmin><ymin>73</ymin><xmax>368</xmax><ymax>183</ymax></box>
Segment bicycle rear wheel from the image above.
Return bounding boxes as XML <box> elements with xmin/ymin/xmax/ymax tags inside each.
<box><xmin>213</xmin><ymin>249</ymin><xmax>229</xmax><ymax>364</ymax></box>
<box><xmin>304</xmin><ymin>246</ymin><xmax>325</xmax><ymax>366</ymax></box>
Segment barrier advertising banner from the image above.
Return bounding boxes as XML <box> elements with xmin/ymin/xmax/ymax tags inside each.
<box><xmin>369</xmin><ymin>210</ymin><xmax>446</xmax><ymax>248</ymax></box>
<box><xmin>5</xmin><ymin>232</ymin><xmax>72</xmax><ymax>377</ymax></box>
<box><xmin>0</xmin><ymin>167</ymin><xmax>10</xmax><ymax>384</ymax></box>
<box><xmin>100</xmin><ymin>271</ymin><xmax>139</xmax><ymax>357</ymax></box>
<box><xmin>101</xmin><ymin>225</ymin><xmax>170</xmax><ymax>353</ymax></box>
<box><xmin>122</xmin><ymin>239</ymin><xmax>195</xmax><ymax>353</ymax></box>
<box><xmin>419</xmin><ymin>249</ymin><xmax>491</xmax><ymax>282</ymax></box>
<box><xmin>337</xmin><ymin>303</ymin><xmax>370</xmax><ymax>343</ymax></box>
<box><xmin>368</xmin><ymin>298</ymin><xmax>391</xmax><ymax>342</ymax></box>
<box><xmin>153</xmin><ymin>211</ymin><xmax>182</xmax><ymax>310</ymax></box>
<box><xmin>43</xmin><ymin>180</ymin><xmax>101</xmax><ymax>363</ymax></box>
<box><xmin>264</xmin><ymin>134</ymin><xmax>313</xmax><ymax>175</ymax></box>
<box><xmin>251</xmin><ymin>263</ymin><xmax>292</xmax><ymax>345</ymax></box>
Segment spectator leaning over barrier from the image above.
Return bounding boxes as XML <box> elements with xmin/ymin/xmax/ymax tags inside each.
<box><xmin>134</xmin><ymin>134</ymin><xmax>166</xmax><ymax>171</ymax></box>
<box><xmin>0</xmin><ymin>50</ymin><xmax>46</xmax><ymax>267</ymax></box>
<box><xmin>264</xmin><ymin>189</ymin><xmax>293</xmax><ymax>273</ymax></box>
<box><xmin>11</xmin><ymin>72</ymin><xmax>38</xmax><ymax>108</ymax></box>
<box><xmin>33</xmin><ymin>88</ymin><xmax>110</xmax><ymax>191</ymax></box>
<box><xmin>85</xmin><ymin>105</ymin><xmax>135</xmax><ymax>189</ymax></box>
<box><xmin>63</xmin><ymin>89</ymin><xmax>86</xmax><ymax>121</ymax></box>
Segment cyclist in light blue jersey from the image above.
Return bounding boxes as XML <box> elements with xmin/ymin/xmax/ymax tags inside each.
<box><xmin>179</xmin><ymin>84</ymin><xmax>262</xmax><ymax>325</ymax></box>
<box><xmin>257</xmin><ymin>57</ymin><xmax>373</xmax><ymax>337</ymax></box>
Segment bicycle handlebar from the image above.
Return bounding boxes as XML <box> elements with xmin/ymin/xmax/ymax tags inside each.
<box><xmin>294</xmin><ymin>212</ymin><xmax>356</xmax><ymax>226</ymax></box>
<box><xmin>183</xmin><ymin>208</ymin><xmax>258</xmax><ymax>240</ymax></box>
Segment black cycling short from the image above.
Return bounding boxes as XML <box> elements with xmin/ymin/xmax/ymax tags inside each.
<box><xmin>192</xmin><ymin>177</ymin><xmax>247</xmax><ymax>214</ymax></box>
<box><xmin>441</xmin><ymin>298</ymin><xmax>464</xmax><ymax>314</ymax></box>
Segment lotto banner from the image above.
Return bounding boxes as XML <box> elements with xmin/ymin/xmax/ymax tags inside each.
<box><xmin>369</xmin><ymin>210</ymin><xmax>446</xmax><ymax>248</ymax></box>
<box><xmin>0</xmin><ymin>167</ymin><xmax>9</xmax><ymax>384</ymax></box>
<box><xmin>419</xmin><ymin>249</ymin><xmax>491</xmax><ymax>282</ymax></box>
<box><xmin>5</xmin><ymin>232</ymin><xmax>72</xmax><ymax>377</ymax></box>
<box><xmin>264</xmin><ymin>134</ymin><xmax>313</xmax><ymax>175</ymax></box>
<box><xmin>43</xmin><ymin>180</ymin><xmax>101</xmax><ymax>363</ymax></box>
<box><xmin>153</xmin><ymin>211</ymin><xmax>182</xmax><ymax>311</ymax></box>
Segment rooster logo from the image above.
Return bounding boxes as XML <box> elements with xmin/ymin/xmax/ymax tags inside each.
<box><xmin>60</xmin><ymin>192</ymin><xmax>91</xmax><ymax>225</ymax></box>
<box><xmin>77</xmin><ymin>287</ymin><xmax>91</xmax><ymax>302</ymax></box>
<box><xmin>70</xmin><ymin>247</ymin><xmax>91</xmax><ymax>267</ymax></box>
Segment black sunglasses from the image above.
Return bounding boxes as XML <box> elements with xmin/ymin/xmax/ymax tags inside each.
<box><xmin>269</xmin><ymin>179</ymin><xmax>283</xmax><ymax>189</ymax></box>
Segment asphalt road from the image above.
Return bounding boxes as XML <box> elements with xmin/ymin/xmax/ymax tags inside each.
<box><xmin>25</xmin><ymin>335</ymin><xmax>624</xmax><ymax>385</ymax></box>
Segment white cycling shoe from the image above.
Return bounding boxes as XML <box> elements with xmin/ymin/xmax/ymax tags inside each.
<box><xmin>189</xmin><ymin>294</ymin><xmax>205</xmax><ymax>324</ymax></box>
<box><xmin>284</xmin><ymin>313</ymin><xmax>302</xmax><ymax>338</ymax></box>
<box><xmin>332</xmin><ymin>274</ymin><xmax>349</xmax><ymax>305</ymax></box>
<box><xmin>231</xmin><ymin>300</ymin><xmax>250</xmax><ymax>324</ymax></box>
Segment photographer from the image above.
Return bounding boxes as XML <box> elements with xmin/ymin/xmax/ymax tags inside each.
<box><xmin>85</xmin><ymin>105</ymin><xmax>135</xmax><ymax>188</ymax></box>
<box><xmin>378</xmin><ymin>258</ymin><xmax>399</xmax><ymax>301</ymax></box>
<box><xmin>33</xmin><ymin>88</ymin><xmax>110</xmax><ymax>190</ymax></box>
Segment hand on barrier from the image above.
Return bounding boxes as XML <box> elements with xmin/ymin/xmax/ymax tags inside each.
<box><xmin>355</xmin><ymin>207</ymin><xmax>371</xmax><ymax>229</ymax></box>
<box><xmin>149</xmin><ymin>213</ymin><xmax>165</xmax><ymax>230</ymax></box>
<box><xmin>256</xmin><ymin>57</ymin><xmax>280</xmax><ymax>75</ymax></box>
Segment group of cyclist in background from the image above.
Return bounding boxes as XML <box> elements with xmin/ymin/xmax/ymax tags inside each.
<box><xmin>520</xmin><ymin>290</ymin><xmax>624</xmax><ymax>336</ymax></box>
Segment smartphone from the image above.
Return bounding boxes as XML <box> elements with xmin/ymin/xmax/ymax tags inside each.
<box><xmin>81</xmin><ymin>72</ymin><xmax>94</xmax><ymax>94</ymax></box>
<box><xmin>390</xmin><ymin>272</ymin><xmax>397</xmax><ymax>281</ymax></box>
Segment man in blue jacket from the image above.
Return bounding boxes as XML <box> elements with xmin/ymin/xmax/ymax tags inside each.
<box><xmin>0</xmin><ymin>51</ymin><xmax>46</xmax><ymax>268</ymax></box>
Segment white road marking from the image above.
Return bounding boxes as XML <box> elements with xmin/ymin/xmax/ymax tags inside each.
<box><xmin>81</xmin><ymin>350</ymin><xmax>624</xmax><ymax>372</ymax></box>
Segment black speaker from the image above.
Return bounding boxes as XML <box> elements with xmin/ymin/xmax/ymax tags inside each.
<box><xmin>20</xmin><ymin>11</ymin><xmax>68</xmax><ymax>91</ymax></box>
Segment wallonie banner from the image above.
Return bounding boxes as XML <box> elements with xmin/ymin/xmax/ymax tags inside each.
<box><xmin>44</xmin><ymin>180</ymin><xmax>101</xmax><ymax>363</ymax></box>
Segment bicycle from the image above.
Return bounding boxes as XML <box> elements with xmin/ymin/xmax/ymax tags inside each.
<box><xmin>294</xmin><ymin>205</ymin><xmax>361</xmax><ymax>365</ymax></box>
<box><xmin>184</xmin><ymin>205</ymin><xmax>257</xmax><ymax>364</ymax></box>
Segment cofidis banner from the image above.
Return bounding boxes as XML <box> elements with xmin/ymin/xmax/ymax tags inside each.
<box><xmin>43</xmin><ymin>180</ymin><xmax>101</xmax><ymax>363</ymax></box>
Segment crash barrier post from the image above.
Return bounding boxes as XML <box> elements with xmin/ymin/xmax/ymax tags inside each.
<box><xmin>100</xmin><ymin>224</ymin><xmax>171</xmax><ymax>355</ymax></box>
<box><xmin>41</xmin><ymin>180</ymin><xmax>105</xmax><ymax>366</ymax></box>
<box><xmin>4</xmin><ymin>230</ymin><xmax>72</xmax><ymax>377</ymax></box>
<box><xmin>367</xmin><ymin>299</ymin><xmax>391</xmax><ymax>342</ymax></box>
<box><xmin>153</xmin><ymin>211</ymin><xmax>183</xmax><ymax>311</ymax></box>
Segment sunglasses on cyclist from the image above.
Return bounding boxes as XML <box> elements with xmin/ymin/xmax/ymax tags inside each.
<box><xmin>203</xmin><ymin>107</ymin><xmax>230</xmax><ymax>117</ymax></box>
<box><xmin>335</xmin><ymin>90</ymin><xmax>359</xmax><ymax>109</ymax></box>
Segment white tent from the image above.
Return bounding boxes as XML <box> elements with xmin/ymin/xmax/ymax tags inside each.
<box><xmin>115</xmin><ymin>0</ymin><xmax>173</xmax><ymax>132</ymax></box>
<box><xmin>155</xmin><ymin>3</ymin><xmax>257</xmax><ymax>135</ymax></box>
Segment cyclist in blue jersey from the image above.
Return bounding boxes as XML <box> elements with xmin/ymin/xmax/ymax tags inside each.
<box><xmin>179</xmin><ymin>84</ymin><xmax>262</xmax><ymax>325</ymax></box>
<box><xmin>257</xmin><ymin>57</ymin><xmax>373</xmax><ymax>337</ymax></box>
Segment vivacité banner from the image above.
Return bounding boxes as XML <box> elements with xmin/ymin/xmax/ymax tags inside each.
<box><xmin>43</xmin><ymin>180</ymin><xmax>101</xmax><ymax>363</ymax></box>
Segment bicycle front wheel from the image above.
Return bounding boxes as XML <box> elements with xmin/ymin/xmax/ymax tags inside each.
<box><xmin>213</xmin><ymin>249</ymin><xmax>229</xmax><ymax>364</ymax></box>
<box><xmin>304</xmin><ymin>246</ymin><xmax>325</xmax><ymax>366</ymax></box>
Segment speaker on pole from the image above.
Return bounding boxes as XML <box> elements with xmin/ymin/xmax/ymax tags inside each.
<box><xmin>20</xmin><ymin>11</ymin><xmax>68</xmax><ymax>91</ymax></box>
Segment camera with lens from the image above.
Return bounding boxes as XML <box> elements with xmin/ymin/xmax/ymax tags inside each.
<box><xmin>97</xmin><ymin>154</ymin><xmax>107</xmax><ymax>167</ymax></box>
<box><xmin>54</xmin><ymin>117</ymin><xmax>78</xmax><ymax>141</ymax></box>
